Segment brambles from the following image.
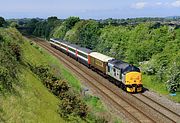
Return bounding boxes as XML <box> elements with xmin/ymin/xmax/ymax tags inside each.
<box><xmin>29</xmin><ymin>64</ymin><xmax>89</xmax><ymax>120</ymax></box>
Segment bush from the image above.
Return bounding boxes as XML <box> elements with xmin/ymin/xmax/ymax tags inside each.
<box><xmin>8</xmin><ymin>42</ymin><xmax>22</xmax><ymax>61</ymax></box>
<box><xmin>29</xmin><ymin>64</ymin><xmax>89</xmax><ymax>119</ymax></box>
<box><xmin>59</xmin><ymin>90</ymin><xmax>88</xmax><ymax>119</ymax></box>
<box><xmin>0</xmin><ymin>66</ymin><xmax>12</xmax><ymax>92</ymax></box>
<box><xmin>166</xmin><ymin>62</ymin><xmax>180</xmax><ymax>93</ymax></box>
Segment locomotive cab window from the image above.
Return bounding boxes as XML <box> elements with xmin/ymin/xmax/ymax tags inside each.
<box><xmin>113</xmin><ymin>68</ymin><xmax>116</xmax><ymax>76</ymax></box>
<box><xmin>120</xmin><ymin>69</ymin><xmax>122</xmax><ymax>79</ymax></box>
<box><xmin>113</xmin><ymin>68</ymin><xmax>116</xmax><ymax>72</ymax></box>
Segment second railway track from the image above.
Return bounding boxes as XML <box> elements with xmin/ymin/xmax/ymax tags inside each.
<box><xmin>29</xmin><ymin>37</ymin><xmax>180</xmax><ymax>123</ymax></box>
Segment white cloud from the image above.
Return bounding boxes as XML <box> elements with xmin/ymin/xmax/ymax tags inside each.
<box><xmin>132</xmin><ymin>2</ymin><xmax>147</xmax><ymax>9</ymax></box>
<box><xmin>171</xmin><ymin>0</ymin><xmax>180</xmax><ymax>7</ymax></box>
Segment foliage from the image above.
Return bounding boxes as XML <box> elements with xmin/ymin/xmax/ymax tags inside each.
<box><xmin>95</xmin><ymin>25</ymin><xmax>129</xmax><ymax>59</ymax></box>
<box><xmin>65</xmin><ymin>20</ymin><xmax>100</xmax><ymax>49</ymax></box>
<box><xmin>53</xmin><ymin>22</ymin><xmax>68</xmax><ymax>39</ymax></box>
<box><xmin>78</xmin><ymin>20</ymin><xmax>100</xmax><ymax>49</ymax></box>
<box><xmin>141</xmin><ymin>29</ymin><xmax>180</xmax><ymax>92</ymax></box>
<box><xmin>10</xmin><ymin>22</ymin><xmax>18</xmax><ymax>28</ymax></box>
<box><xmin>33</xmin><ymin>16</ymin><xmax>61</xmax><ymax>39</ymax></box>
<box><xmin>25</xmin><ymin>18</ymin><xmax>39</xmax><ymax>34</ymax></box>
<box><xmin>166</xmin><ymin>62</ymin><xmax>180</xmax><ymax>93</ymax></box>
<box><xmin>64</xmin><ymin>21</ymin><xmax>87</xmax><ymax>44</ymax></box>
<box><xmin>59</xmin><ymin>90</ymin><xmax>88</xmax><ymax>119</ymax></box>
<box><xmin>0</xmin><ymin>17</ymin><xmax>6</xmax><ymax>27</ymax></box>
<box><xmin>64</xmin><ymin>16</ymin><xmax>80</xmax><ymax>30</ymax></box>
<box><xmin>53</xmin><ymin>16</ymin><xmax>80</xmax><ymax>39</ymax></box>
<box><xmin>126</xmin><ymin>23</ymin><xmax>174</xmax><ymax>64</ymax></box>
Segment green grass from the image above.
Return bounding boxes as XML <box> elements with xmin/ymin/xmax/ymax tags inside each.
<box><xmin>22</xmin><ymin>39</ymin><xmax>81</xmax><ymax>92</ymax></box>
<box><xmin>84</xmin><ymin>96</ymin><xmax>106</xmax><ymax>113</ymax></box>
<box><xmin>0</xmin><ymin>67</ymin><xmax>65</xmax><ymax>123</ymax></box>
<box><xmin>142</xmin><ymin>74</ymin><xmax>180</xmax><ymax>103</ymax></box>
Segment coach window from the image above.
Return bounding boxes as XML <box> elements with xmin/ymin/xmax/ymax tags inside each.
<box><xmin>78</xmin><ymin>52</ymin><xmax>87</xmax><ymax>58</ymax></box>
<box><xmin>61</xmin><ymin>44</ymin><xmax>66</xmax><ymax>48</ymax></box>
<box><xmin>69</xmin><ymin>47</ymin><xmax>76</xmax><ymax>53</ymax></box>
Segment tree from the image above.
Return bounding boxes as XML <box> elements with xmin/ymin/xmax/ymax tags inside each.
<box><xmin>0</xmin><ymin>17</ymin><xmax>6</xmax><ymax>27</ymax></box>
<box><xmin>95</xmin><ymin>25</ymin><xmax>129</xmax><ymax>60</ymax></box>
<box><xmin>78</xmin><ymin>20</ymin><xmax>100</xmax><ymax>49</ymax></box>
<box><xmin>53</xmin><ymin>17</ymin><xmax>80</xmax><ymax>39</ymax></box>
<box><xmin>26</xmin><ymin>18</ymin><xmax>39</xmax><ymax>34</ymax></box>
<box><xmin>47</xmin><ymin>16</ymin><xmax>58</xmax><ymax>22</ymax></box>
<box><xmin>64</xmin><ymin>21</ymin><xmax>87</xmax><ymax>44</ymax></box>
<box><xmin>10</xmin><ymin>22</ymin><xmax>18</xmax><ymax>28</ymax></box>
<box><xmin>65</xmin><ymin>16</ymin><xmax>80</xmax><ymax>30</ymax></box>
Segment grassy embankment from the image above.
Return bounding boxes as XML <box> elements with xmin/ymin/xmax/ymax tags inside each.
<box><xmin>1</xmin><ymin>67</ymin><xmax>65</xmax><ymax>123</ymax></box>
<box><xmin>0</xmin><ymin>28</ymin><xmax>122</xmax><ymax>123</ymax></box>
<box><xmin>1</xmin><ymin>27</ymin><xmax>122</xmax><ymax>122</ymax></box>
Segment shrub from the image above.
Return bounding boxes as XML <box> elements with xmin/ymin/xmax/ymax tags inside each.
<box><xmin>29</xmin><ymin>64</ymin><xmax>89</xmax><ymax>119</ymax></box>
<box><xmin>166</xmin><ymin>62</ymin><xmax>180</xmax><ymax>93</ymax></box>
<box><xmin>59</xmin><ymin>90</ymin><xmax>88</xmax><ymax>119</ymax></box>
<box><xmin>0</xmin><ymin>66</ymin><xmax>12</xmax><ymax>92</ymax></box>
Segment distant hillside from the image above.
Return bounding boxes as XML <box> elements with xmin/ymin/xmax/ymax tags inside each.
<box><xmin>165</xmin><ymin>16</ymin><xmax>180</xmax><ymax>19</ymax></box>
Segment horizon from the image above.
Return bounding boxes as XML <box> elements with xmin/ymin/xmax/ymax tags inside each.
<box><xmin>5</xmin><ymin>16</ymin><xmax>180</xmax><ymax>20</ymax></box>
<box><xmin>1</xmin><ymin>0</ymin><xmax>180</xmax><ymax>19</ymax></box>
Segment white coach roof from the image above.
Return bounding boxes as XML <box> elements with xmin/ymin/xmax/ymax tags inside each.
<box><xmin>89</xmin><ymin>52</ymin><xmax>114</xmax><ymax>62</ymax></box>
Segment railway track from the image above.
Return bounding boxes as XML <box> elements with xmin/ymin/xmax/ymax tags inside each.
<box><xmin>132</xmin><ymin>93</ymin><xmax>180</xmax><ymax>123</ymax></box>
<box><xmin>28</xmin><ymin>37</ymin><xmax>180</xmax><ymax>123</ymax></box>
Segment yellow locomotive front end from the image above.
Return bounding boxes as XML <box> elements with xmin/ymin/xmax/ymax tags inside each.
<box><xmin>125</xmin><ymin>72</ymin><xmax>142</xmax><ymax>92</ymax></box>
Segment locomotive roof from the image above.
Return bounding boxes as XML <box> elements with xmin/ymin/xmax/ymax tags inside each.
<box><xmin>89</xmin><ymin>52</ymin><xmax>114</xmax><ymax>62</ymax></box>
<box><xmin>108</xmin><ymin>59</ymin><xmax>140</xmax><ymax>73</ymax></box>
<box><xmin>108</xmin><ymin>59</ymin><xmax>129</xmax><ymax>70</ymax></box>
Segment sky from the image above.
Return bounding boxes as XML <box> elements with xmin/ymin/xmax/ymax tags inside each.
<box><xmin>0</xmin><ymin>0</ymin><xmax>180</xmax><ymax>19</ymax></box>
